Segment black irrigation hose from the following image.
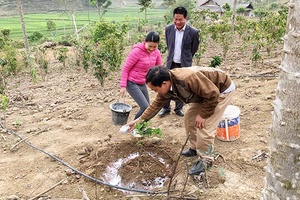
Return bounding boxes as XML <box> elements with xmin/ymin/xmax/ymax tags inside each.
<box><xmin>0</xmin><ymin>121</ymin><xmax>166</xmax><ymax>195</ymax></box>
<box><xmin>230</xmin><ymin>74</ymin><xmax>278</xmax><ymax>78</ymax></box>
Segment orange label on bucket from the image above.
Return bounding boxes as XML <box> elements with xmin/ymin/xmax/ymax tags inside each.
<box><xmin>217</xmin><ymin>124</ymin><xmax>240</xmax><ymax>141</ymax></box>
<box><xmin>217</xmin><ymin>105</ymin><xmax>241</xmax><ymax>141</ymax></box>
<box><xmin>216</xmin><ymin>115</ymin><xmax>240</xmax><ymax>141</ymax></box>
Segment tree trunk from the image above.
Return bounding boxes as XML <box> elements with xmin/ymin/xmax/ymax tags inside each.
<box><xmin>261</xmin><ymin>0</ymin><xmax>300</xmax><ymax>199</ymax></box>
<box><xmin>17</xmin><ymin>0</ymin><xmax>30</xmax><ymax>62</ymax></box>
<box><xmin>231</xmin><ymin>0</ymin><xmax>237</xmax><ymax>33</ymax></box>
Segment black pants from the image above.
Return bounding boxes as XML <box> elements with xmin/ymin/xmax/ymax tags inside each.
<box><xmin>163</xmin><ymin>62</ymin><xmax>184</xmax><ymax>112</ymax></box>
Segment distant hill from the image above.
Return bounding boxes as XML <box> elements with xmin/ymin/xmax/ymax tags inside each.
<box><xmin>0</xmin><ymin>0</ymin><xmax>164</xmax><ymax>16</ymax></box>
<box><xmin>0</xmin><ymin>0</ymin><xmax>85</xmax><ymax>16</ymax></box>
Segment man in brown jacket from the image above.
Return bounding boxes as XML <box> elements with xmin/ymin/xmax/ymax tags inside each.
<box><xmin>127</xmin><ymin>66</ymin><xmax>235</xmax><ymax>174</ymax></box>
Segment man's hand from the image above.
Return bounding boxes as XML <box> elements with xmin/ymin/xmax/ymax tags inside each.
<box><xmin>127</xmin><ymin>118</ymin><xmax>141</xmax><ymax>131</ymax></box>
<box><xmin>195</xmin><ymin>114</ymin><xmax>205</xmax><ymax>129</ymax></box>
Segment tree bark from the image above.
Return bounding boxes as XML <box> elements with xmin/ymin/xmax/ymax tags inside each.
<box><xmin>17</xmin><ymin>0</ymin><xmax>30</xmax><ymax>62</ymax></box>
<box><xmin>261</xmin><ymin>0</ymin><xmax>300</xmax><ymax>199</ymax></box>
<box><xmin>231</xmin><ymin>0</ymin><xmax>237</xmax><ymax>33</ymax></box>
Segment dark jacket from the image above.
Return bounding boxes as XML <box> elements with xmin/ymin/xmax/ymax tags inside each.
<box><xmin>140</xmin><ymin>66</ymin><xmax>233</xmax><ymax>121</ymax></box>
<box><xmin>165</xmin><ymin>23</ymin><xmax>199</xmax><ymax>69</ymax></box>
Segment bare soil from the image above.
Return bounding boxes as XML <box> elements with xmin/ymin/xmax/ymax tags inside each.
<box><xmin>0</xmin><ymin>40</ymin><xmax>281</xmax><ymax>199</ymax></box>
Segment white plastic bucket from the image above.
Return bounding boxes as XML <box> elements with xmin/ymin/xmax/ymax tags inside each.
<box><xmin>216</xmin><ymin>105</ymin><xmax>240</xmax><ymax>141</ymax></box>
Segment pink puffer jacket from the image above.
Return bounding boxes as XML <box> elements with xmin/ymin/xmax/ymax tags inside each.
<box><xmin>120</xmin><ymin>42</ymin><xmax>162</xmax><ymax>87</ymax></box>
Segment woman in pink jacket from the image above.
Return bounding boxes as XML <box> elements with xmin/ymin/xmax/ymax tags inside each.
<box><xmin>120</xmin><ymin>31</ymin><xmax>162</xmax><ymax>119</ymax></box>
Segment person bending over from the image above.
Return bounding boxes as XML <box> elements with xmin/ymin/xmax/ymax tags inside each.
<box><xmin>127</xmin><ymin>66</ymin><xmax>235</xmax><ymax>173</ymax></box>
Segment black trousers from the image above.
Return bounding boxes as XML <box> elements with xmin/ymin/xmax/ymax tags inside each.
<box><xmin>163</xmin><ymin>62</ymin><xmax>184</xmax><ymax>111</ymax></box>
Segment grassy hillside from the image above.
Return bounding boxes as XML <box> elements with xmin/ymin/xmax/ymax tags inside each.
<box><xmin>0</xmin><ymin>1</ymin><xmax>167</xmax><ymax>40</ymax></box>
<box><xmin>0</xmin><ymin>0</ymin><xmax>164</xmax><ymax>16</ymax></box>
<box><xmin>0</xmin><ymin>0</ymin><xmax>287</xmax><ymax>40</ymax></box>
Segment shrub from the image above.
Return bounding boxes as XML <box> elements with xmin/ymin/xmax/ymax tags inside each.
<box><xmin>209</xmin><ymin>55</ymin><xmax>222</xmax><ymax>68</ymax></box>
<box><xmin>28</xmin><ymin>31</ymin><xmax>44</xmax><ymax>42</ymax></box>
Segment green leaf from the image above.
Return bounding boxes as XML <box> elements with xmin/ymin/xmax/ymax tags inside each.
<box><xmin>135</xmin><ymin>121</ymin><xmax>162</xmax><ymax>137</ymax></box>
<box><xmin>207</xmin><ymin>145</ymin><xmax>212</xmax><ymax>154</ymax></box>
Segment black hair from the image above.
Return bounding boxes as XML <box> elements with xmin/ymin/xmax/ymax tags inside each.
<box><xmin>145</xmin><ymin>31</ymin><xmax>160</xmax><ymax>43</ymax></box>
<box><xmin>173</xmin><ymin>7</ymin><xmax>188</xmax><ymax>18</ymax></box>
<box><xmin>146</xmin><ymin>66</ymin><xmax>170</xmax><ymax>87</ymax></box>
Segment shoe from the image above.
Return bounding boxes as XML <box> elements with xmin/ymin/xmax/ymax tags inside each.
<box><xmin>175</xmin><ymin>109</ymin><xmax>184</xmax><ymax>116</ymax></box>
<box><xmin>181</xmin><ymin>148</ymin><xmax>197</xmax><ymax>157</ymax></box>
<box><xmin>189</xmin><ymin>159</ymin><xmax>205</xmax><ymax>175</ymax></box>
<box><xmin>158</xmin><ymin>108</ymin><xmax>170</xmax><ymax>117</ymax></box>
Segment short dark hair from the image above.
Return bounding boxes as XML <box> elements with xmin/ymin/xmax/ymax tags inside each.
<box><xmin>146</xmin><ymin>66</ymin><xmax>170</xmax><ymax>87</ymax></box>
<box><xmin>145</xmin><ymin>31</ymin><xmax>160</xmax><ymax>43</ymax></box>
<box><xmin>173</xmin><ymin>7</ymin><xmax>188</xmax><ymax>18</ymax></box>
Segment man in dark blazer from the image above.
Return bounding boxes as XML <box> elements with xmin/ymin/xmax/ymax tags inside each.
<box><xmin>159</xmin><ymin>6</ymin><xmax>200</xmax><ymax>117</ymax></box>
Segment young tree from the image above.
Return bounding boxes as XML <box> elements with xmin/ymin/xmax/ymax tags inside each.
<box><xmin>17</xmin><ymin>0</ymin><xmax>30</xmax><ymax>63</ymax></box>
<box><xmin>231</xmin><ymin>0</ymin><xmax>237</xmax><ymax>32</ymax></box>
<box><xmin>222</xmin><ymin>3</ymin><xmax>231</xmax><ymax>12</ymax></box>
<box><xmin>163</xmin><ymin>0</ymin><xmax>176</xmax><ymax>7</ymax></box>
<box><xmin>138</xmin><ymin>0</ymin><xmax>152</xmax><ymax>21</ymax></box>
<box><xmin>55</xmin><ymin>0</ymin><xmax>71</xmax><ymax>38</ymax></box>
<box><xmin>90</xmin><ymin>0</ymin><xmax>112</xmax><ymax>19</ymax></box>
<box><xmin>55</xmin><ymin>0</ymin><xmax>83</xmax><ymax>37</ymax></box>
<box><xmin>236</xmin><ymin>7</ymin><xmax>246</xmax><ymax>15</ymax></box>
<box><xmin>261</xmin><ymin>1</ymin><xmax>300</xmax><ymax>199</ymax></box>
<box><xmin>47</xmin><ymin>20</ymin><xmax>57</xmax><ymax>37</ymax></box>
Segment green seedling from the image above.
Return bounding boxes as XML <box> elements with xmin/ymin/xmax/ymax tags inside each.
<box><xmin>12</xmin><ymin>119</ymin><xmax>21</xmax><ymax>127</ymax></box>
<box><xmin>198</xmin><ymin>145</ymin><xmax>219</xmax><ymax>158</ymax></box>
<box><xmin>135</xmin><ymin>121</ymin><xmax>162</xmax><ymax>137</ymax></box>
<box><xmin>0</xmin><ymin>94</ymin><xmax>9</xmax><ymax>110</ymax></box>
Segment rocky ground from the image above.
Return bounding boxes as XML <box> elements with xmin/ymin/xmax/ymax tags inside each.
<box><xmin>0</xmin><ymin>38</ymin><xmax>282</xmax><ymax>199</ymax></box>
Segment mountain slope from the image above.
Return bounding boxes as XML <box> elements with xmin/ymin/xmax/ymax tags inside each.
<box><xmin>0</xmin><ymin>0</ymin><xmax>164</xmax><ymax>16</ymax></box>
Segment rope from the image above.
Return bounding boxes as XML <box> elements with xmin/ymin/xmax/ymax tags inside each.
<box><xmin>0</xmin><ymin>121</ymin><xmax>166</xmax><ymax>195</ymax></box>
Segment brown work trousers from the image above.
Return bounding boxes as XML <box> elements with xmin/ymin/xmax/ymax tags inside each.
<box><xmin>184</xmin><ymin>91</ymin><xmax>235</xmax><ymax>152</ymax></box>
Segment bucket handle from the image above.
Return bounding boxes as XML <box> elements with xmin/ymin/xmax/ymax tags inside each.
<box><xmin>225</xmin><ymin>118</ymin><xmax>229</xmax><ymax>141</ymax></box>
<box><xmin>117</xmin><ymin>98</ymin><xmax>127</xmax><ymax>113</ymax></box>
